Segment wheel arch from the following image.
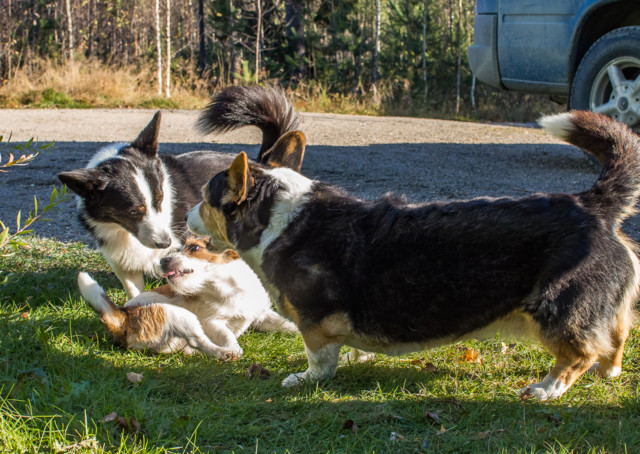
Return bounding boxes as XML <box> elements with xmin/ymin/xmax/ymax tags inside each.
<box><xmin>569</xmin><ymin>0</ymin><xmax>640</xmax><ymax>85</ymax></box>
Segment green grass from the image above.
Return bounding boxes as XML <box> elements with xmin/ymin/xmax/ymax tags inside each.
<box><xmin>1</xmin><ymin>237</ymin><xmax>639</xmax><ymax>453</ymax></box>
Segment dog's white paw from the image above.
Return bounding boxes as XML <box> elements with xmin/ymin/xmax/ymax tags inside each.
<box><xmin>520</xmin><ymin>375</ymin><xmax>568</xmax><ymax>401</ymax></box>
<box><xmin>342</xmin><ymin>348</ymin><xmax>376</xmax><ymax>364</ymax></box>
<box><xmin>587</xmin><ymin>361</ymin><xmax>622</xmax><ymax>378</ymax></box>
<box><xmin>282</xmin><ymin>372</ymin><xmax>307</xmax><ymax>387</ymax></box>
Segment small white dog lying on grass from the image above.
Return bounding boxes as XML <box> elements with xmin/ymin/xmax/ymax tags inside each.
<box><xmin>78</xmin><ymin>237</ymin><xmax>297</xmax><ymax>359</ymax></box>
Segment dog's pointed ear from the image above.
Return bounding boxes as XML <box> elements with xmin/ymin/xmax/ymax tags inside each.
<box><xmin>222</xmin><ymin>249</ymin><xmax>240</xmax><ymax>262</ymax></box>
<box><xmin>131</xmin><ymin>111</ymin><xmax>161</xmax><ymax>157</ymax></box>
<box><xmin>226</xmin><ymin>152</ymin><xmax>252</xmax><ymax>204</ymax></box>
<box><xmin>260</xmin><ymin>131</ymin><xmax>306</xmax><ymax>172</ymax></box>
<box><xmin>58</xmin><ymin>168</ymin><xmax>108</xmax><ymax>197</ymax></box>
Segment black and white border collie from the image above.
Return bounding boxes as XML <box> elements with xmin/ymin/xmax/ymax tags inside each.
<box><xmin>78</xmin><ymin>236</ymin><xmax>297</xmax><ymax>358</ymax></box>
<box><xmin>186</xmin><ymin>111</ymin><xmax>640</xmax><ymax>400</ymax></box>
<box><xmin>59</xmin><ymin>86</ymin><xmax>305</xmax><ymax>298</ymax></box>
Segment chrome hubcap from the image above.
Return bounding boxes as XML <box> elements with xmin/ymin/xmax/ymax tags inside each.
<box><xmin>590</xmin><ymin>56</ymin><xmax>640</xmax><ymax>128</ymax></box>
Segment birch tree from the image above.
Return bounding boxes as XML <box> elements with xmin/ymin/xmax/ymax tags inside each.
<box><xmin>65</xmin><ymin>0</ymin><xmax>74</xmax><ymax>67</ymax></box>
<box><xmin>166</xmin><ymin>0</ymin><xmax>171</xmax><ymax>97</ymax></box>
<box><xmin>155</xmin><ymin>0</ymin><xmax>162</xmax><ymax>95</ymax></box>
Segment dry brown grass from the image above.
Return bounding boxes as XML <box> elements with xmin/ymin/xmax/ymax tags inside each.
<box><xmin>0</xmin><ymin>59</ymin><xmax>210</xmax><ymax>109</ymax></box>
<box><xmin>0</xmin><ymin>59</ymin><xmax>562</xmax><ymax>123</ymax></box>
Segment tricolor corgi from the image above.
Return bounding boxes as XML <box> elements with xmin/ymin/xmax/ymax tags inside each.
<box><xmin>186</xmin><ymin>111</ymin><xmax>640</xmax><ymax>400</ymax></box>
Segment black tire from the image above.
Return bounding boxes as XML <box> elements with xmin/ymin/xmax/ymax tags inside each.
<box><xmin>570</xmin><ymin>26</ymin><xmax>640</xmax><ymax>130</ymax></box>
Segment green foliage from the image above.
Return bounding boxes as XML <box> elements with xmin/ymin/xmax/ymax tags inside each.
<box><xmin>0</xmin><ymin>137</ymin><xmax>67</xmax><ymax>258</ymax></box>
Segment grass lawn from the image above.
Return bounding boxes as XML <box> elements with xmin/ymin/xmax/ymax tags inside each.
<box><xmin>1</xmin><ymin>236</ymin><xmax>639</xmax><ymax>453</ymax></box>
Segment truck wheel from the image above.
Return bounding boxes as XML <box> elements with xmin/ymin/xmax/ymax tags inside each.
<box><xmin>570</xmin><ymin>26</ymin><xmax>640</xmax><ymax>130</ymax></box>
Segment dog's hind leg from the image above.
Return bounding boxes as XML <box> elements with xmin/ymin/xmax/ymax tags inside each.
<box><xmin>520</xmin><ymin>344</ymin><xmax>598</xmax><ymax>401</ymax></box>
<box><xmin>590</xmin><ymin>320</ymin><xmax>631</xmax><ymax>378</ymax></box>
<box><xmin>281</xmin><ymin>328</ymin><xmax>342</xmax><ymax>387</ymax></box>
<box><xmin>201</xmin><ymin>320</ymin><xmax>244</xmax><ymax>358</ymax></box>
<box><xmin>252</xmin><ymin>309</ymin><xmax>298</xmax><ymax>333</ymax></box>
<box><xmin>164</xmin><ymin>306</ymin><xmax>239</xmax><ymax>360</ymax></box>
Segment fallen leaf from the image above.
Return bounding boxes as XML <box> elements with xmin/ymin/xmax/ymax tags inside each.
<box><xmin>461</xmin><ymin>348</ymin><xmax>483</xmax><ymax>364</ymax></box>
<box><xmin>265</xmin><ymin>398</ymin><xmax>273</xmax><ymax>403</ymax></box>
<box><xmin>21</xmin><ymin>312</ymin><xmax>29</xmax><ymax>319</ymax></box>
<box><xmin>520</xmin><ymin>387</ymin><xmax>533</xmax><ymax>401</ymax></box>
<box><xmin>500</xmin><ymin>342</ymin><xmax>509</xmax><ymax>354</ymax></box>
<box><xmin>101</xmin><ymin>412</ymin><xmax>118</xmax><ymax>423</ymax></box>
<box><xmin>423</xmin><ymin>362</ymin><xmax>437</xmax><ymax>372</ymax></box>
<box><xmin>127</xmin><ymin>372</ymin><xmax>143</xmax><ymax>384</ymax></box>
<box><xmin>115</xmin><ymin>416</ymin><xmax>140</xmax><ymax>434</ymax></box>
<box><xmin>342</xmin><ymin>419</ymin><xmax>359</xmax><ymax>433</ymax></box>
<box><xmin>247</xmin><ymin>363</ymin><xmax>270</xmax><ymax>379</ymax></box>
<box><xmin>425</xmin><ymin>410</ymin><xmax>440</xmax><ymax>424</ymax></box>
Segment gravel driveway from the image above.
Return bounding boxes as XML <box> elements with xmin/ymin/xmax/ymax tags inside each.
<box><xmin>2</xmin><ymin>108</ymin><xmax>635</xmax><ymax>245</ymax></box>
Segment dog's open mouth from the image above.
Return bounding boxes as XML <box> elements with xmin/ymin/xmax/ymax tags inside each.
<box><xmin>161</xmin><ymin>268</ymin><xmax>193</xmax><ymax>280</ymax></box>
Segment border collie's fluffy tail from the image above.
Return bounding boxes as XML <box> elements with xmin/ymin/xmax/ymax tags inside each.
<box><xmin>197</xmin><ymin>85</ymin><xmax>300</xmax><ymax>162</ymax></box>
<box><xmin>540</xmin><ymin>111</ymin><xmax>640</xmax><ymax>227</ymax></box>
<box><xmin>78</xmin><ymin>272</ymin><xmax>124</xmax><ymax>329</ymax></box>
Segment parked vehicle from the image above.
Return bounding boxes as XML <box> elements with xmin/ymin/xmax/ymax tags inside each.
<box><xmin>468</xmin><ymin>0</ymin><xmax>640</xmax><ymax>129</ymax></box>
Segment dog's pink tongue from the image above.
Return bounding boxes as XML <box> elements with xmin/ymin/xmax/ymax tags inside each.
<box><xmin>162</xmin><ymin>270</ymin><xmax>176</xmax><ymax>278</ymax></box>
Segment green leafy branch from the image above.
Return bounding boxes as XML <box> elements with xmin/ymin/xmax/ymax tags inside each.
<box><xmin>0</xmin><ymin>186</ymin><xmax>68</xmax><ymax>257</ymax></box>
<box><xmin>0</xmin><ymin>136</ymin><xmax>67</xmax><ymax>257</ymax></box>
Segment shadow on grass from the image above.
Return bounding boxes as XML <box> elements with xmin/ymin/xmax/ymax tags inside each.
<box><xmin>1</xmin><ymin>289</ymin><xmax>639</xmax><ymax>453</ymax></box>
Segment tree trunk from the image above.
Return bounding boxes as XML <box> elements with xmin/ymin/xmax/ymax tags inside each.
<box><xmin>166</xmin><ymin>0</ymin><xmax>171</xmax><ymax>97</ymax></box>
<box><xmin>255</xmin><ymin>0</ymin><xmax>261</xmax><ymax>82</ymax></box>
<box><xmin>422</xmin><ymin>0</ymin><xmax>428</xmax><ymax>105</ymax></box>
<box><xmin>229</xmin><ymin>0</ymin><xmax>237</xmax><ymax>84</ymax></box>
<box><xmin>65</xmin><ymin>0</ymin><xmax>74</xmax><ymax>67</ymax></box>
<box><xmin>87</xmin><ymin>0</ymin><xmax>94</xmax><ymax>58</ymax></box>
<box><xmin>373</xmin><ymin>0</ymin><xmax>380</xmax><ymax>96</ymax></box>
<box><xmin>198</xmin><ymin>0</ymin><xmax>205</xmax><ymax>77</ymax></box>
<box><xmin>471</xmin><ymin>74</ymin><xmax>476</xmax><ymax>111</ymax></box>
<box><xmin>455</xmin><ymin>0</ymin><xmax>462</xmax><ymax>114</ymax></box>
<box><xmin>285</xmin><ymin>0</ymin><xmax>305</xmax><ymax>81</ymax></box>
<box><xmin>155</xmin><ymin>0</ymin><xmax>162</xmax><ymax>95</ymax></box>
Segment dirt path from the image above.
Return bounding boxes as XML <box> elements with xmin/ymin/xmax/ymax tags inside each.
<box><xmin>1</xmin><ymin>108</ymin><xmax>629</xmax><ymax>244</ymax></box>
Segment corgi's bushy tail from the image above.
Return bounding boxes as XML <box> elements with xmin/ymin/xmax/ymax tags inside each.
<box><xmin>197</xmin><ymin>85</ymin><xmax>300</xmax><ymax>162</ymax></box>
<box><xmin>540</xmin><ymin>111</ymin><xmax>640</xmax><ymax>227</ymax></box>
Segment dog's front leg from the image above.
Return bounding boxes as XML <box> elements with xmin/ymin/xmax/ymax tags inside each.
<box><xmin>282</xmin><ymin>334</ymin><xmax>341</xmax><ymax>387</ymax></box>
<box><xmin>109</xmin><ymin>261</ymin><xmax>144</xmax><ymax>298</ymax></box>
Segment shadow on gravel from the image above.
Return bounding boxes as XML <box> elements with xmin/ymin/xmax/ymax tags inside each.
<box><xmin>4</xmin><ymin>140</ymin><xmax>631</xmax><ymax>245</ymax></box>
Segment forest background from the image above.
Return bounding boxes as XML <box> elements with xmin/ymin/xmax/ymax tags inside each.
<box><xmin>0</xmin><ymin>0</ymin><xmax>561</xmax><ymax>121</ymax></box>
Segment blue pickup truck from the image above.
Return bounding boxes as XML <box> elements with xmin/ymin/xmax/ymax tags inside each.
<box><xmin>468</xmin><ymin>0</ymin><xmax>640</xmax><ymax>129</ymax></box>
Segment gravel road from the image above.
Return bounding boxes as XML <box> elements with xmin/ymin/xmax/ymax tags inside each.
<box><xmin>2</xmin><ymin>108</ymin><xmax>636</xmax><ymax>245</ymax></box>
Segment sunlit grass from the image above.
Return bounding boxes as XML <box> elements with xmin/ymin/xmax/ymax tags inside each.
<box><xmin>0</xmin><ymin>236</ymin><xmax>638</xmax><ymax>452</ymax></box>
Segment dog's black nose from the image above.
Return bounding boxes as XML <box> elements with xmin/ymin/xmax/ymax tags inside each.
<box><xmin>160</xmin><ymin>257</ymin><xmax>171</xmax><ymax>268</ymax></box>
<box><xmin>155</xmin><ymin>239</ymin><xmax>172</xmax><ymax>249</ymax></box>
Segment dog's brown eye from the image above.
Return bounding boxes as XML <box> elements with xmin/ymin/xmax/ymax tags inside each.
<box><xmin>187</xmin><ymin>244</ymin><xmax>200</xmax><ymax>253</ymax></box>
<box><xmin>130</xmin><ymin>206</ymin><xmax>146</xmax><ymax>217</ymax></box>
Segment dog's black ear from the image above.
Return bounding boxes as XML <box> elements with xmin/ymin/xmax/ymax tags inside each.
<box><xmin>58</xmin><ymin>168</ymin><xmax>108</xmax><ymax>198</ymax></box>
<box><xmin>227</xmin><ymin>152</ymin><xmax>252</xmax><ymax>204</ymax></box>
<box><xmin>131</xmin><ymin>111</ymin><xmax>161</xmax><ymax>157</ymax></box>
<box><xmin>260</xmin><ymin>130</ymin><xmax>306</xmax><ymax>172</ymax></box>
